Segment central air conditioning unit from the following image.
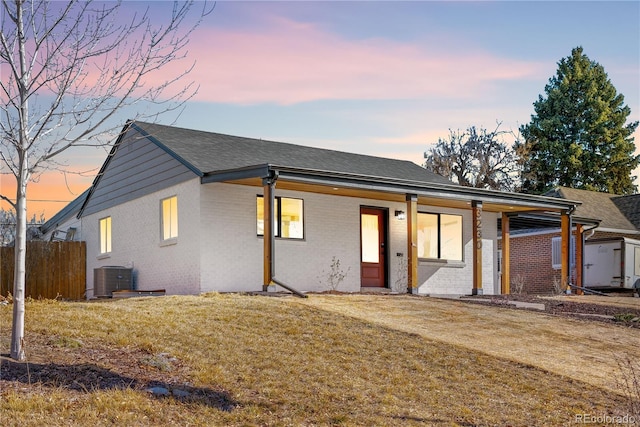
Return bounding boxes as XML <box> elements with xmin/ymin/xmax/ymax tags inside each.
<box><xmin>94</xmin><ymin>266</ymin><xmax>133</xmax><ymax>298</ymax></box>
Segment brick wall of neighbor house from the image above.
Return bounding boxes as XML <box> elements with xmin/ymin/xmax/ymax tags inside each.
<box><xmin>498</xmin><ymin>229</ymin><xmax>640</xmax><ymax>295</ymax></box>
<box><xmin>499</xmin><ymin>230</ymin><xmax>580</xmax><ymax>294</ymax></box>
<box><xmin>591</xmin><ymin>231</ymin><xmax>640</xmax><ymax>240</ymax></box>
<box><xmin>503</xmin><ymin>232</ymin><xmax>558</xmax><ymax>294</ymax></box>
<box><xmin>84</xmin><ymin>178</ymin><xmax>202</xmax><ymax>298</ymax></box>
<box><xmin>199</xmin><ymin>183</ymin><xmax>497</xmax><ymax>295</ymax></box>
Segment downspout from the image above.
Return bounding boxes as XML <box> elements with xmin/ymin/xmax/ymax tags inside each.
<box><xmin>567</xmin><ymin>206</ymin><xmax>574</xmax><ymax>289</ymax></box>
<box><xmin>263</xmin><ymin>171</ymin><xmax>277</xmax><ymax>291</ymax></box>
<box><xmin>262</xmin><ymin>170</ymin><xmax>307</xmax><ymax>298</ymax></box>
<box><xmin>580</xmin><ymin>222</ymin><xmax>599</xmax><ymax>292</ymax></box>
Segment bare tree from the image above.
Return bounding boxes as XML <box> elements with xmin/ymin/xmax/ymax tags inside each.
<box><xmin>424</xmin><ymin>123</ymin><xmax>521</xmax><ymax>191</ymax></box>
<box><xmin>0</xmin><ymin>0</ymin><xmax>211</xmax><ymax>360</ymax></box>
<box><xmin>0</xmin><ymin>208</ymin><xmax>44</xmax><ymax>245</ymax></box>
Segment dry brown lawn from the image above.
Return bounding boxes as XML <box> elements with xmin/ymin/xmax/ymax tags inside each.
<box><xmin>544</xmin><ymin>294</ymin><xmax>640</xmax><ymax>311</ymax></box>
<box><xmin>0</xmin><ymin>293</ymin><xmax>637</xmax><ymax>426</ymax></box>
<box><xmin>298</xmin><ymin>294</ymin><xmax>640</xmax><ymax>394</ymax></box>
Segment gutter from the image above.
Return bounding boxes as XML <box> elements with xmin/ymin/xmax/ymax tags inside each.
<box><xmin>202</xmin><ymin>163</ymin><xmax>581</xmax><ymax>212</ymax></box>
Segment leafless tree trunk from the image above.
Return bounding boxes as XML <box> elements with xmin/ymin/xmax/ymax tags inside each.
<box><xmin>0</xmin><ymin>0</ymin><xmax>211</xmax><ymax>360</ymax></box>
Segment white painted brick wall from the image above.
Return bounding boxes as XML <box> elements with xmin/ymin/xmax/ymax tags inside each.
<box><xmin>198</xmin><ymin>183</ymin><xmax>498</xmax><ymax>294</ymax></box>
<box><xmin>84</xmin><ymin>178</ymin><xmax>201</xmax><ymax>298</ymax></box>
<box><xmin>415</xmin><ymin>209</ymin><xmax>498</xmax><ymax>296</ymax></box>
<box><xmin>84</xmin><ymin>179</ymin><xmax>500</xmax><ymax>297</ymax></box>
<box><xmin>483</xmin><ymin>212</ymin><xmax>499</xmax><ymax>295</ymax></box>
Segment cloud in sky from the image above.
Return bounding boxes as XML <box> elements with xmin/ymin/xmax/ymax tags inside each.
<box><xmin>1</xmin><ymin>1</ymin><xmax>638</xmax><ymax>219</ymax></box>
<box><xmin>180</xmin><ymin>15</ymin><xmax>544</xmax><ymax>106</ymax></box>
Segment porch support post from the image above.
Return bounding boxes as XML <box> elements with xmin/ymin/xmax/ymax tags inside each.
<box><xmin>472</xmin><ymin>201</ymin><xmax>483</xmax><ymax>295</ymax></box>
<box><xmin>561</xmin><ymin>210</ymin><xmax>570</xmax><ymax>293</ymax></box>
<box><xmin>501</xmin><ymin>213</ymin><xmax>510</xmax><ymax>295</ymax></box>
<box><xmin>406</xmin><ymin>194</ymin><xmax>419</xmax><ymax>294</ymax></box>
<box><xmin>576</xmin><ymin>224</ymin><xmax>584</xmax><ymax>295</ymax></box>
<box><xmin>263</xmin><ymin>174</ymin><xmax>277</xmax><ymax>292</ymax></box>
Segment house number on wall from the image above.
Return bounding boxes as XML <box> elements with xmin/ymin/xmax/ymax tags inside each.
<box><xmin>474</xmin><ymin>203</ymin><xmax>482</xmax><ymax>250</ymax></box>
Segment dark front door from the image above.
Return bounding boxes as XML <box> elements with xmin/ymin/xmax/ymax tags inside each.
<box><xmin>360</xmin><ymin>207</ymin><xmax>387</xmax><ymax>287</ymax></box>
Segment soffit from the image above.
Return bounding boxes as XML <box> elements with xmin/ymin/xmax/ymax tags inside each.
<box><xmin>217</xmin><ymin>177</ymin><xmax>569</xmax><ymax>214</ymax></box>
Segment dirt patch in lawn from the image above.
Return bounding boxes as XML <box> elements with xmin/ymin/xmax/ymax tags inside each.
<box><xmin>465</xmin><ymin>293</ymin><xmax>640</xmax><ymax>327</ymax></box>
<box><xmin>298</xmin><ymin>294</ymin><xmax>640</xmax><ymax>395</ymax></box>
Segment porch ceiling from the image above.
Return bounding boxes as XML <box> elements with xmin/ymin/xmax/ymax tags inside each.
<box><xmin>217</xmin><ymin>176</ymin><xmax>571</xmax><ymax>215</ymax></box>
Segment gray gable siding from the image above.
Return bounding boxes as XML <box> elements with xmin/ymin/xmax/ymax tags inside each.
<box><xmin>81</xmin><ymin>128</ymin><xmax>197</xmax><ymax>217</ymax></box>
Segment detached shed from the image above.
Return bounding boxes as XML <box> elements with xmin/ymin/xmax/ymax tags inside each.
<box><xmin>584</xmin><ymin>237</ymin><xmax>640</xmax><ymax>290</ymax></box>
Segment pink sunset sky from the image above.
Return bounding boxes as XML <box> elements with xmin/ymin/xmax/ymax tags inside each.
<box><xmin>1</xmin><ymin>1</ymin><xmax>639</xmax><ymax>219</ymax></box>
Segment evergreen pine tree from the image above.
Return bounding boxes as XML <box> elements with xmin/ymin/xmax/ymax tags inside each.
<box><xmin>517</xmin><ymin>47</ymin><xmax>639</xmax><ymax>194</ymax></box>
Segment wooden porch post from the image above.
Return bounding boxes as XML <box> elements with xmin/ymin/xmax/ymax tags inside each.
<box><xmin>263</xmin><ymin>175</ymin><xmax>276</xmax><ymax>291</ymax></box>
<box><xmin>561</xmin><ymin>210</ymin><xmax>570</xmax><ymax>293</ymax></box>
<box><xmin>406</xmin><ymin>194</ymin><xmax>418</xmax><ymax>294</ymax></box>
<box><xmin>472</xmin><ymin>201</ymin><xmax>483</xmax><ymax>295</ymax></box>
<box><xmin>575</xmin><ymin>224</ymin><xmax>583</xmax><ymax>295</ymax></box>
<box><xmin>501</xmin><ymin>213</ymin><xmax>510</xmax><ymax>295</ymax></box>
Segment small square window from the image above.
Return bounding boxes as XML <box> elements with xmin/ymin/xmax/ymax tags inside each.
<box><xmin>257</xmin><ymin>195</ymin><xmax>303</xmax><ymax>239</ymax></box>
<box><xmin>417</xmin><ymin>212</ymin><xmax>462</xmax><ymax>261</ymax></box>
<box><xmin>551</xmin><ymin>236</ymin><xmax>575</xmax><ymax>269</ymax></box>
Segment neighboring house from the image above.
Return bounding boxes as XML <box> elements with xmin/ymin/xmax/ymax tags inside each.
<box><xmin>40</xmin><ymin>189</ymin><xmax>90</xmax><ymax>242</ymax></box>
<box><xmin>60</xmin><ymin>121</ymin><xmax>580</xmax><ymax>298</ymax></box>
<box><xmin>499</xmin><ymin>187</ymin><xmax>640</xmax><ymax>294</ymax></box>
<box><xmin>611</xmin><ymin>193</ymin><xmax>640</xmax><ymax>232</ymax></box>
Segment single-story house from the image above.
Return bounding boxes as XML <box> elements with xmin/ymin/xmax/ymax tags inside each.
<box><xmin>498</xmin><ymin>187</ymin><xmax>640</xmax><ymax>294</ymax></box>
<box><xmin>49</xmin><ymin>121</ymin><xmax>583</xmax><ymax>298</ymax></box>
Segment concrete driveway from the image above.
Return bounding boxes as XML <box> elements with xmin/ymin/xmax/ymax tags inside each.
<box><xmin>297</xmin><ymin>294</ymin><xmax>639</xmax><ymax>394</ymax></box>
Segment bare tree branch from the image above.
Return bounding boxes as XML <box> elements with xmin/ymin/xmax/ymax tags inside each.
<box><xmin>424</xmin><ymin>122</ymin><xmax>522</xmax><ymax>192</ymax></box>
<box><xmin>0</xmin><ymin>0</ymin><xmax>212</xmax><ymax>360</ymax></box>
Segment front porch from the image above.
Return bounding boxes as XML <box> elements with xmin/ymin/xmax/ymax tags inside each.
<box><xmin>202</xmin><ymin>164</ymin><xmax>581</xmax><ymax>296</ymax></box>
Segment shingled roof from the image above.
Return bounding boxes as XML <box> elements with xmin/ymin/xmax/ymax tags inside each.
<box><xmin>612</xmin><ymin>194</ymin><xmax>640</xmax><ymax>230</ymax></box>
<box><xmin>545</xmin><ymin>187</ymin><xmax>638</xmax><ymax>232</ymax></box>
<box><xmin>132</xmin><ymin>121</ymin><xmax>453</xmax><ymax>186</ymax></box>
<box><xmin>40</xmin><ymin>188</ymin><xmax>90</xmax><ymax>235</ymax></box>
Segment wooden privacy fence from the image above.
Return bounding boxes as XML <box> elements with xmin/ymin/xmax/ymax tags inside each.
<box><xmin>0</xmin><ymin>241</ymin><xmax>86</xmax><ymax>300</ymax></box>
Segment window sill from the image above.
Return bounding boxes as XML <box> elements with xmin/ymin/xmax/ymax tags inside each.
<box><xmin>257</xmin><ymin>235</ymin><xmax>306</xmax><ymax>242</ymax></box>
<box><xmin>419</xmin><ymin>258</ymin><xmax>466</xmax><ymax>268</ymax></box>
<box><xmin>97</xmin><ymin>253</ymin><xmax>111</xmax><ymax>260</ymax></box>
<box><xmin>160</xmin><ymin>238</ymin><xmax>178</xmax><ymax>247</ymax></box>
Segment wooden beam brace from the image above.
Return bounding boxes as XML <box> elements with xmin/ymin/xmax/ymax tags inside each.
<box><xmin>472</xmin><ymin>201</ymin><xmax>483</xmax><ymax>295</ymax></box>
<box><xmin>561</xmin><ymin>210</ymin><xmax>570</xmax><ymax>293</ymax></box>
<box><xmin>263</xmin><ymin>175</ymin><xmax>276</xmax><ymax>291</ymax></box>
<box><xmin>576</xmin><ymin>224</ymin><xmax>583</xmax><ymax>295</ymax></box>
<box><xmin>501</xmin><ymin>212</ymin><xmax>510</xmax><ymax>295</ymax></box>
<box><xmin>406</xmin><ymin>194</ymin><xmax>418</xmax><ymax>294</ymax></box>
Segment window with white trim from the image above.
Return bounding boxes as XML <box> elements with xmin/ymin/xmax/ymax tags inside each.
<box><xmin>161</xmin><ymin>196</ymin><xmax>178</xmax><ymax>241</ymax></box>
<box><xmin>256</xmin><ymin>196</ymin><xmax>304</xmax><ymax>239</ymax></box>
<box><xmin>99</xmin><ymin>216</ymin><xmax>112</xmax><ymax>254</ymax></box>
<box><xmin>417</xmin><ymin>212</ymin><xmax>463</xmax><ymax>261</ymax></box>
<box><xmin>551</xmin><ymin>236</ymin><xmax>576</xmax><ymax>269</ymax></box>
